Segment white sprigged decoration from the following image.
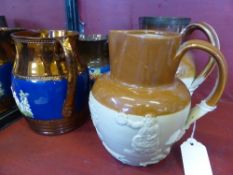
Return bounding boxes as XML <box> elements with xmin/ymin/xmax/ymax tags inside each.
<box><xmin>12</xmin><ymin>89</ymin><xmax>34</xmax><ymax>118</ymax></box>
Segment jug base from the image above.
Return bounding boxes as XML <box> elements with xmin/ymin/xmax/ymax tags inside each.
<box><xmin>26</xmin><ymin>113</ymin><xmax>87</xmax><ymax>135</ymax></box>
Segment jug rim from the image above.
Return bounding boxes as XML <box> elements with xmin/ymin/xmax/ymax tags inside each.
<box><xmin>110</xmin><ymin>29</ymin><xmax>181</xmax><ymax>39</ymax></box>
<box><xmin>11</xmin><ymin>30</ymin><xmax>78</xmax><ymax>42</ymax></box>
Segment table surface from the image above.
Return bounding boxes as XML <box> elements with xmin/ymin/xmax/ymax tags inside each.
<box><xmin>0</xmin><ymin>98</ymin><xmax>233</xmax><ymax>175</ymax></box>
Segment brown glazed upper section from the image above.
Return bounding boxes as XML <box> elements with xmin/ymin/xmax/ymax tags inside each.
<box><xmin>92</xmin><ymin>74</ymin><xmax>190</xmax><ymax>116</ymax></box>
<box><xmin>92</xmin><ymin>29</ymin><xmax>227</xmax><ymax>116</ymax></box>
<box><xmin>109</xmin><ymin>30</ymin><xmax>182</xmax><ymax>86</ymax></box>
<box><xmin>92</xmin><ymin>30</ymin><xmax>191</xmax><ymax>116</ymax></box>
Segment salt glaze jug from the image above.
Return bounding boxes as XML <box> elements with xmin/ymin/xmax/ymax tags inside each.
<box><xmin>89</xmin><ymin>29</ymin><xmax>227</xmax><ymax>166</ymax></box>
<box><xmin>0</xmin><ymin>28</ymin><xmax>24</xmax><ymax>113</ymax></box>
<box><xmin>139</xmin><ymin>17</ymin><xmax>220</xmax><ymax>93</ymax></box>
<box><xmin>11</xmin><ymin>30</ymin><xmax>89</xmax><ymax>135</ymax></box>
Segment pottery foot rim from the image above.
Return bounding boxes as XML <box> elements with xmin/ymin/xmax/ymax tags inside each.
<box><xmin>25</xmin><ymin>114</ymin><xmax>87</xmax><ymax>136</ymax></box>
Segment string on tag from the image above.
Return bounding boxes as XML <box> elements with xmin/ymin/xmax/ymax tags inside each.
<box><xmin>190</xmin><ymin>121</ymin><xmax>196</xmax><ymax>139</ymax></box>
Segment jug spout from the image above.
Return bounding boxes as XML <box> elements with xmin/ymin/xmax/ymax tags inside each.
<box><xmin>109</xmin><ymin>30</ymin><xmax>182</xmax><ymax>86</ymax></box>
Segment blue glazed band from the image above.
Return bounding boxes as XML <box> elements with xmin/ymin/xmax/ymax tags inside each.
<box><xmin>11</xmin><ymin>69</ymin><xmax>89</xmax><ymax>120</ymax></box>
<box><xmin>12</xmin><ymin>76</ymin><xmax>68</xmax><ymax>120</ymax></box>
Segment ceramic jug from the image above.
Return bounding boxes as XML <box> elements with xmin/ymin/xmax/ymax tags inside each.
<box><xmin>89</xmin><ymin>29</ymin><xmax>227</xmax><ymax>166</ymax></box>
<box><xmin>0</xmin><ymin>28</ymin><xmax>24</xmax><ymax>113</ymax></box>
<box><xmin>11</xmin><ymin>30</ymin><xmax>89</xmax><ymax>135</ymax></box>
<box><xmin>139</xmin><ymin>17</ymin><xmax>219</xmax><ymax>93</ymax></box>
<box><xmin>77</xmin><ymin>34</ymin><xmax>110</xmax><ymax>82</ymax></box>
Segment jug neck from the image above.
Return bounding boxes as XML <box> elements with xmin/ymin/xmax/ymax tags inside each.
<box><xmin>11</xmin><ymin>30</ymin><xmax>80</xmax><ymax>77</ymax></box>
<box><xmin>109</xmin><ymin>30</ymin><xmax>182</xmax><ymax>87</ymax></box>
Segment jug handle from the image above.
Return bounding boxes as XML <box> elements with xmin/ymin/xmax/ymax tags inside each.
<box><xmin>58</xmin><ymin>37</ymin><xmax>78</xmax><ymax>117</ymax></box>
<box><xmin>174</xmin><ymin>39</ymin><xmax>227</xmax><ymax>129</ymax></box>
<box><xmin>181</xmin><ymin>22</ymin><xmax>220</xmax><ymax>94</ymax></box>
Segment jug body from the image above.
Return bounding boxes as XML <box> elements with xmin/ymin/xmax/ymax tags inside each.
<box><xmin>0</xmin><ymin>28</ymin><xmax>24</xmax><ymax>113</ymax></box>
<box><xmin>11</xmin><ymin>30</ymin><xmax>89</xmax><ymax>135</ymax></box>
<box><xmin>90</xmin><ymin>30</ymin><xmax>191</xmax><ymax>166</ymax></box>
<box><xmin>89</xmin><ymin>30</ymin><xmax>227</xmax><ymax>166</ymax></box>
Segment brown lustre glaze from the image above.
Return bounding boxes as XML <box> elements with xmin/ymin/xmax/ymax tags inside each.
<box><xmin>11</xmin><ymin>30</ymin><xmax>89</xmax><ymax>135</ymax></box>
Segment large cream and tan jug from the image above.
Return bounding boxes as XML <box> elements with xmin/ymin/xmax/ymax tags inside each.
<box><xmin>89</xmin><ymin>28</ymin><xmax>227</xmax><ymax>166</ymax></box>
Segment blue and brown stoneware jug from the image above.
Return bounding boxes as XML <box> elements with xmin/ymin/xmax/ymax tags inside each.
<box><xmin>11</xmin><ymin>30</ymin><xmax>89</xmax><ymax>135</ymax></box>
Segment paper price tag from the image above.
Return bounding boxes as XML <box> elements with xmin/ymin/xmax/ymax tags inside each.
<box><xmin>181</xmin><ymin>138</ymin><xmax>213</xmax><ymax>175</ymax></box>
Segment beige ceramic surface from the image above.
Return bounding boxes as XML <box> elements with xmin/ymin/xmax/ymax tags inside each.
<box><xmin>90</xmin><ymin>92</ymin><xmax>190</xmax><ymax>166</ymax></box>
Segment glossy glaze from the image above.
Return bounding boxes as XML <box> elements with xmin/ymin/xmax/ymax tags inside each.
<box><xmin>92</xmin><ymin>30</ymin><xmax>190</xmax><ymax>116</ymax></box>
<box><xmin>11</xmin><ymin>30</ymin><xmax>89</xmax><ymax>135</ymax></box>
<box><xmin>12</xmin><ymin>70</ymin><xmax>88</xmax><ymax>120</ymax></box>
<box><xmin>92</xmin><ymin>74</ymin><xmax>190</xmax><ymax>116</ymax></box>
<box><xmin>139</xmin><ymin>19</ymin><xmax>220</xmax><ymax>91</ymax></box>
<box><xmin>110</xmin><ymin>30</ymin><xmax>182</xmax><ymax>86</ymax></box>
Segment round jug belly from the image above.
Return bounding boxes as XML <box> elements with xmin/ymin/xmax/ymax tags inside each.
<box><xmin>89</xmin><ymin>92</ymin><xmax>191</xmax><ymax>166</ymax></box>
